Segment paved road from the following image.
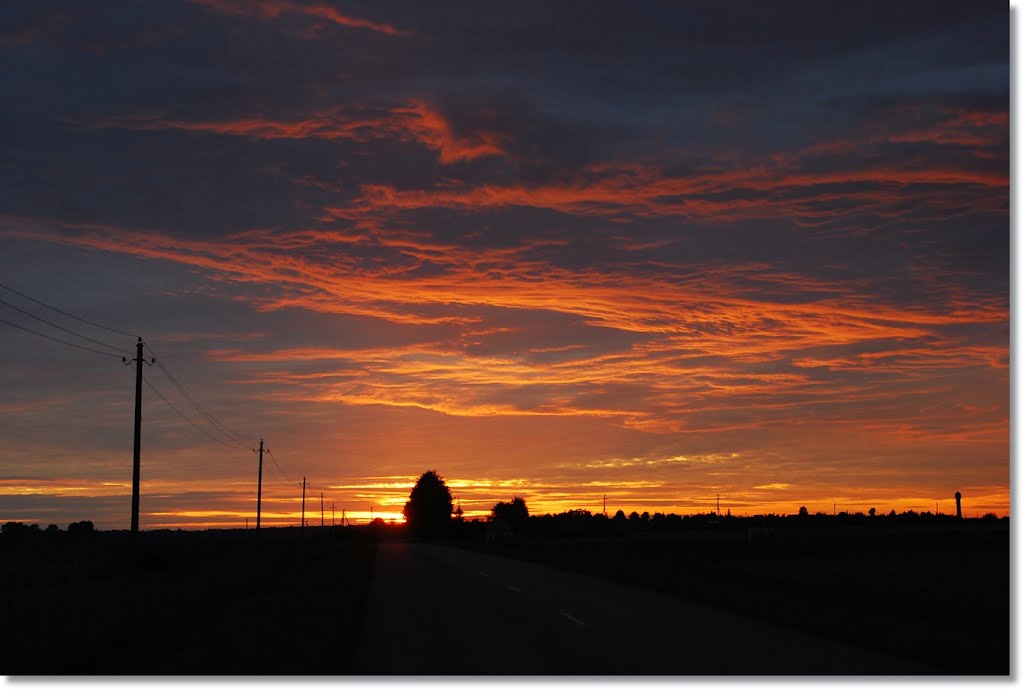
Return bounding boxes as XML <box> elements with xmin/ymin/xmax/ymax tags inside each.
<box><xmin>353</xmin><ymin>542</ymin><xmax>935</xmax><ymax>675</ymax></box>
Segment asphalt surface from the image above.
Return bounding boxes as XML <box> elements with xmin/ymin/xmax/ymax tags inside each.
<box><xmin>353</xmin><ymin>541</ymin><xmax>936</xmax><ymax>675</ymax></box>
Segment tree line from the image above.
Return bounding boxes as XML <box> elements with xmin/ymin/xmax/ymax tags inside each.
<box><xmin>400</xmin><ymin>470</ymin><xmax>1005</xmax><ymax>540</ymax></box>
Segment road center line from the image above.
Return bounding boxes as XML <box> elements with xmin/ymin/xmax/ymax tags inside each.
<box><xmin>507</xmin><ymin>585</ymin><xmax>522</xmax><ymax>593</ymax></box>
<box><xmin>560</xmin><ymin>611</ymin><xmax>585</xmax><ymax>626</ymax></box>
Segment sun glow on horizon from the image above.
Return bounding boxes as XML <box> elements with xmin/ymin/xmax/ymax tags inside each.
<box><xmin>0</xmin><ymin>474</ymin><xmax>1007</xmax><ymax>531</ymax></box>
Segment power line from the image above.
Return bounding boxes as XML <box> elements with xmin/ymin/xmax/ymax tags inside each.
<box><xmin>0</xmin><ymin>282</ymin><xmax>252</xmax><ymax>447</ymax></box>
<box><xmin>259</xmin><ymin>464</ymin><xmax>294</xmax><ymax>488</ymax></box>
<box><xmin>143</xmin><ymin>375</ymin><xmax>241</xmax><ymax>450</ymax></box>
<box><xmin>149</xmin><ymin>359</ymin><xmax>251</xmax><ymax>450</ymax></box>
<box><xmin>145</xmin><ymin>343</ymin><xmax>251</xmax><ymax>446</ymax></box>
<box><xmin>0</xmin><ymin>285</ymin><xmax>246</xmax><ymax>446</ymax></box>
<box><xmin>265</xmin><ymin>447</ymin><xmax>291</xmax><ymax>482</ymax></box>
<box><xmin>0</xmin><ymin>317</ymin><xmax>126</xmax><ymax>359</ymax></box>
<box><xmin>0</xmin><ymin>280</ymin><xmax>138</xmax><ymax>338</ymax></box>
<box><xmin>0</xmin><ymin>296</ymin><xmax>131</xmax><ymax>356</ymax></box>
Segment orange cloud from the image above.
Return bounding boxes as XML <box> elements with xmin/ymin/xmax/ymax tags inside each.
<box><xmin>346</xmin><ymin>158</ymin><xmax>1006</xmax><ymax>223</ymax></box>
<box><xmin>4</xmin><ymin>217</ymin><xmax>1004</xmax><ymax>344</ymax></box>
<box><xmin>395</xmin><ymin>100</ymin><xmax>505</xmax><ymax>163</ymax></box>
<box><xmin>85</xmin><ymin>100</ymin><xmax>504</xmax><ymax>166</ymax></box>
<box><xmin>190</xmin><ymin>0</ymin><xmax>408</xmax><ymax>36</ymax></box>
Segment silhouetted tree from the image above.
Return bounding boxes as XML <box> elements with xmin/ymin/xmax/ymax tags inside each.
<box><xmin>868</xmin><ymin>507</ymin><xmax>876</xmax><ymax>517</ymax></box>
<box><xmin>2</xmin><ymin>521</ymin><xmax>28</xmax><ymax>537</ymax></box>
<box><xmin>492</xmin><ymin>496</ymin><xmax>529</xmax><ymax>528</ymax></box>
<box><xmin>67</xmin><ymin>520</ymin><xmax>94</xmax><ymax>536</ymax></box>
<box><xmin>798</xmin><ymin>506</ymin><xmax>809</xmax><ymax>517</ymax></box>
<box><xmin>612</xmin><ymin>509</ymin><xmax>626</xmax><ymax>522</ymax></box>
<box><xmin>403</xmin><ymin>470</ymin><xmax>453</xmax><ymax>538</ymax></box>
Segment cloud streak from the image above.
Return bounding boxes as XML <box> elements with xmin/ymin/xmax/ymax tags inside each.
<box><xmin>190</xmin><ymin>0</ymin><xmax>409</xmax><ymax>36</ymax></box>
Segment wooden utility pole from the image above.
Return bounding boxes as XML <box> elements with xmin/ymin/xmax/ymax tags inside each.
<box><xmin>123</xmin><ymin>337</ymin><xmax>153</xmax><ymax>535</ymax></box>
<box><xmin>256</xmin><ymin>438</ymin><xmax>264</xmax><ymax>530</ymax></box>
<box><xmin>332</xmin><ymin>502</ymin><xmax>335</xmax><ymax>526</ymax></box>
<box><xmin>320</xmin><ymin>492</ymin><xmax>324</xmax><ymax>527</ymax></box>
<box><xmin>301</xmin><ymin>476</ymin><xmax>307</xmax><ymax>528</ymax></box>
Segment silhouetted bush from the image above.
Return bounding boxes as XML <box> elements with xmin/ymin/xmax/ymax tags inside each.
<box><xmin>2</xmin><ymin>521</ymin><xmax>29</xmax><ymax>537</ymax></box>
<box><xmin>67</xmin><ymin>520</ymin><xmax>95</xmax><ymax>536</ymax></box>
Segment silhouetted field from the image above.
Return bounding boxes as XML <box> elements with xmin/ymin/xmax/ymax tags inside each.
<box><xmin>1</xmin><ymin>527</ymin><xmax>375</xmax><ymax>675</ymax></box>
<box><xmin>471</xmin><ymin>517</ymin><xmax>1009</xmax><ymax>674</ymax></box>
<box><xmin>2</xmin><ymin>515</ymin><xmax>1009</xmax><ymax>675</ymax></box>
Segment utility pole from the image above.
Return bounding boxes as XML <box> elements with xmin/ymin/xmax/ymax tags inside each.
<box><xmin>123</xmin><ymin>337</ymin><xmax>153</xmax><ymax>535</ymax></box>
<box><xmin>603</xmin><ymin>494</ymin><xmax>607</xmax><ymax>516</ymax></box>
<box><xmin>342</xmin><ymin>509</ymin><xmax>347</xmax><ymax>526</ymax></box>
<box><xmin>717</xmin><ymin>494</ymin><xmax>721</xmax><ymax>516</ymax></box>
<box><xmin>332</xmin><ymin>502</ymin><xmax>335</xmax><ymax>526</ymax></box>
<box><xmin>255</xmin><ymin>438</ymin><xmax>264</xmax><ymax>531</ymax></box>
<box><xmin>301</xmin><ymin>476</ymin><xmax>307</xmax><ymax>528</ymax></box>
<box><xmin>320</xmin><ymin>492</ymin><xmax>324</xmax><ymax>527</ymax></box>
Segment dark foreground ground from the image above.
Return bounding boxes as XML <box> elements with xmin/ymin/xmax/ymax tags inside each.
<box><xmin>0</xmin><ymin>517</ymin><xmax>1011</xmax><ymax>675</ymax></box>
<box><xmin>356</xmin><ymin>541</ymin><xmax>937</xmax><ymax>674</ymax></box>
<box><xmin>0</xmin><ymin>527</ymin><xmax>375</xmax><ymax>674</ymax></box>
<box><xmin>471</xmin><ymin>519</ymin><xmax>1010</xmax><ymax>675</ymax></box>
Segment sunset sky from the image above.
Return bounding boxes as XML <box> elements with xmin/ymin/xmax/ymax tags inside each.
<box><xmin>0</xmin><ymin>0</ymin><xmax>1010</xmax><ymax>529</ymax></box>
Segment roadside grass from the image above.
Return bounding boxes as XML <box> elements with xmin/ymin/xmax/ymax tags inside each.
<box><xmin>475</xmin><ymin>524</ymin><xmax>1009</xmax><ymax>674</ymax></box>
<box><xmin>1</xmin><ymin>528</ymin><xmax>377</xmax><ymax>675</ymax></box>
